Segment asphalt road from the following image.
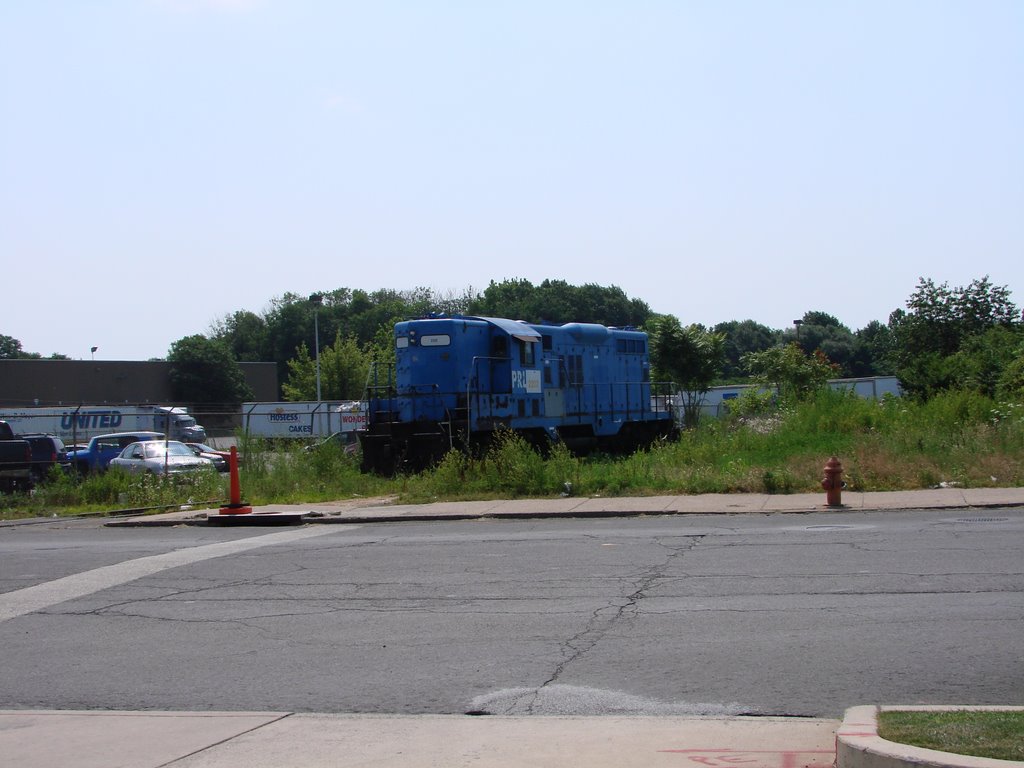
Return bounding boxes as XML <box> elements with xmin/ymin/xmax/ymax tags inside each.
<box><xmin>1</xmin><ymin>509</ymin><xmax>1021</xmax><ymax>718</ymax></box>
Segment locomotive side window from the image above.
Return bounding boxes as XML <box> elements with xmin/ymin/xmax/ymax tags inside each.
<box><xmin>616</xmin><ymin>338</ymin><xmax>645</xmax><ymax>354</ymax></box>
<box><xmin>519</xmin><ymin>339</ymin><xmax>536</xmax><ymax>366</ymax></box>
<box><xmin>492</xmin><ymin>336</ymin><xmax>508</xmax><ymax>358</ymax></box>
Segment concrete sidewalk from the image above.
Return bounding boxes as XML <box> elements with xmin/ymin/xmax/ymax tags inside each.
<box><xmin>0</xmin><ymin>710</ymin><xmax>841</xmax><ymax>768</ymax></box>
<box><xmin>6</xmin><ymin>707</ymin><xmax>1021</xmax><ymax>768</ymax></box>
<box><xmin>106</xmin><ymin>485</ymin><xmax>1024</xmax><ymax>526</ymax></box>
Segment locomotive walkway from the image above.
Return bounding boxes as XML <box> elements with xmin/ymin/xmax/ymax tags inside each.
<box><xmin>5</xmin><ymin>488</ymin><xmax>1023</xmax><ymax>767</ymax></box>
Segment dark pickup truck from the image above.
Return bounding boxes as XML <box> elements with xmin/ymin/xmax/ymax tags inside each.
<box><xmin>20</xmin><ymin>433</ymin><xmax>70</xmax><ymax>483</ymax></box>
<box><xmin>0</xmin><ymin>420</ymin><xmax>32</xmax><ymax>492</ymax></box>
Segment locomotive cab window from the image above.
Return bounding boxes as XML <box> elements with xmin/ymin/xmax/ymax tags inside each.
<box><xmin>519</xmin><ymin>339</ymin><xmax>536</xmax><ymax>366</ymax></box>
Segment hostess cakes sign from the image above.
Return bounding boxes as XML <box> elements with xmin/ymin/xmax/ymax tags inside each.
<box><xmin>242</xmin><ymin>401</ymin><xmax>367</xmax><ymax>438</ymax></box>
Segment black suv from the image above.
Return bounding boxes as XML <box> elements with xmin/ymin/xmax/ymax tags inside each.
<box><xmin>20</xmin><ymin>433</ymin><xmax>70</xmax><ymax>483</ymax></box>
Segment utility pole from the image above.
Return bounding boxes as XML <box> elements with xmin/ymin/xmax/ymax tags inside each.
<box><xmin>309</xmin><ymin>294</ymin><xmax>323</xmax><ymax>402</ymax></box>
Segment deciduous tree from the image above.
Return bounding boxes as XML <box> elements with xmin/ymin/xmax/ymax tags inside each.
<box><xmin>889</xmin><ymin>276</ymin><xmax>1020</xmax><ymax>398</ymax></box>
<box><xmin>713</xmin><ymin>320</ymin><xmax>779</xmax><ymax>380</ymax></box>
<box><xmin>742</xmin><ymin>343</ymin><xmax>839</xmax><ymax>402</ymax></box>
<box><xmin>649</xmin><ymin>316</ymin><xmax>725</xmax><ymax>426</ymax></box>
<box><xmin>168</xmin><ymin>335</ymin><xmax>254</xmax><ymax>405</ymax></box>
<box><xmin>282</xmin><ymin>332</ymin><xmax>371</xmax><ymax>401</ymax></box>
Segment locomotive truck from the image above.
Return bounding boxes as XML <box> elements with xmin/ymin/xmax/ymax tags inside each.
<box><xmin>357</xmin><ymin>316</ymin><xmax>676</xmax><ymax>475</ymax></box>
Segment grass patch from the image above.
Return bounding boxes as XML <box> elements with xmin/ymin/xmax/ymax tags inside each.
<box><xmin>2</xmin><ymin>388</ymin><xmax>1024</xmax><ymax>518</ymax></box>
<box><xmin>0</xmin><ymin>466</ymin><xmax>228</xmax><ymax>519</ymax></box>
<box><xmin>877</xmin><ymin>709</ymin><xmax>1024</xmax><ymax>762</ymax></box>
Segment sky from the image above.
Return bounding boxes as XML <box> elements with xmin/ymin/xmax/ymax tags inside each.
<box><xmin>2</xmin><ymin>1</ymin><xmax>1022</xmax><ymax>361</ymax></box>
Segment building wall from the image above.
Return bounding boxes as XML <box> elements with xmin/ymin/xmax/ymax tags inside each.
<box><xmin>0</xmin><ymin>359</ymin><xmax>278</xmax><ymax>407</ymax></box>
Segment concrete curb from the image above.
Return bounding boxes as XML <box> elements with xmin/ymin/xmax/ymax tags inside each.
<box><xmin>836</xmin><ymin>705</ymin><xmax>1024</xmax><ymax>768</ymax></box>
<box><xmin>101</xmin><ymin>498</ymin><xmax>1024</xmax><ymax>527</ymax></box>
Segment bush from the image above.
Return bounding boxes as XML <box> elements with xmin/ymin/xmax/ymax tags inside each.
<box><xmin>997</xmin><ymin>356</ymin><xmax>1024</xmax><ymax>401</ymax></box>
<box><xmin>484</xmin><ymin>429</ymin><xmax>547</xmax><ymax>496</ymax></box>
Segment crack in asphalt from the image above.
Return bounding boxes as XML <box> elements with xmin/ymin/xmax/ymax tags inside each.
<box><xmin>525</xmin><ymin>535</ymin><xmax>704</xmax><ymax>713</ymax></box>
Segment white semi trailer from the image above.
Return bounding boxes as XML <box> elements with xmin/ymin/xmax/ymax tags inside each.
<box><xmin>241</xmin><ymin>401</ymin><xmax>367</xmax><ymax>439</ymax></box>
<box><xmin>0</xmin><ymin>405</ymin><xmax>206</xmax><ymax>444</ymax></box>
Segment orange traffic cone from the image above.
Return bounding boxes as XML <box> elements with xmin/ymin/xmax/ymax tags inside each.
<box><xmin>218</xmin><ymin>446</ymin><xmax>252</xmax><ymax>515</ymax></box>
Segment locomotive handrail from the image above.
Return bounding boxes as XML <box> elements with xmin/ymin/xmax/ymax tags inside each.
<box><xmin>364</xmin><ymin>361</ymin><xmax>398</xmax><ymax>424</ymax></box>
<box><xmin>467</xmin><ymin>355</ymin><xmax>509</xmax><ymax>449</ymax></box>
<box><xmin>364</xmin><ymin>361</ymin><xmax>397</xmax><ymax>398</ymax></box>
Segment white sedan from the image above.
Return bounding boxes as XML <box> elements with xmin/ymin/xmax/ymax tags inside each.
<box><xmin>109</xmin><ymin>440</ymin><xmax>215</xmax><ymax>475</ymax></box>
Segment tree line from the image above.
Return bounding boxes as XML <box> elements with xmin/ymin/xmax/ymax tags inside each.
<box><xmin>5</xmin><ymin>276</ymin><xmax>1021</xmax><ymax>408</ymax></box>
<box><xmin>169</xmin><ymin>281</ymin><xmax>657</xmax><ymax>404</ymax></box>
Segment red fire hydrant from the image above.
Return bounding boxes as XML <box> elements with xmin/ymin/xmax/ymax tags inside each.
<box><xmin>821</xmin><ymin>456</ymin><xmax>844</xmax><ymax>507</ymax></box>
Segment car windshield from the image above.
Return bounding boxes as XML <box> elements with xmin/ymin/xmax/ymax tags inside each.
<box><xmin>142</xmin><ymin>442</ymin><xmax>195</xmax><ymax>458</ymax></box>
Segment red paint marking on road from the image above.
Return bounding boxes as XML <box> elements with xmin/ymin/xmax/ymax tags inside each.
<box><xmin>656</xmin><ymin>748</ymin><xmax>835</xmax><ymax>768</ymax></box>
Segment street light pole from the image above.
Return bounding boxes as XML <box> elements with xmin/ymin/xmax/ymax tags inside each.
<box><xmin>310</xmin><ymin>294</ymin><xmax>323</xmax><ymax>402</ymax></box>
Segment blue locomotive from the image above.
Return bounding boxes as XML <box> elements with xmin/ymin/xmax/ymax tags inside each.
<box><xmin>358</xmin><ymin>315</ymin><xmax>676</xmax><ymax>474</ymax></box>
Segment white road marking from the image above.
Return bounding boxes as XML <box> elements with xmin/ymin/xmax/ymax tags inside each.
<box><xmin>0</xmin><ymin>525</ymin><xmax>355</xmax><ymax>623</ymax></box>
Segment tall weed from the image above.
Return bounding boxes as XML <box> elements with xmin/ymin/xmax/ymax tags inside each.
<box><xmin>3</xmin><ymin>466</ymin><xmax>226</xmax><ymax>519</ymax></box>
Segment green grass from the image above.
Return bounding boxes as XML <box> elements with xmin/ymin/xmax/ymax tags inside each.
<box><xmin>0</xmin><ymin>465</ymin><xmax>228</xmax><ymax>520</ymax></box>
<box><xmin>878</xmin><ymin>710</ymin><xmax>1024</xmax><ymax>761</ymax></box>
<box><xmin>2</xmin><ymin>388</ymin><xmax>1023</xmax><ymax>519</ymax></box>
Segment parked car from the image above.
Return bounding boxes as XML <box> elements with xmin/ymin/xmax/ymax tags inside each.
<box><xmin>186</xmin><ymin>443</ymin><xmax>230</xmax><ymax>472</ymax></box>
<box><xmin>108</xmin><ymin>440</ymin><xmax>215</xmax><ymax>475</ymax></box>
<box><xmin>68</xmin><ymin>431</ymin><xmax>165</xmax><ymax>473</ymax></box>
<box><xmin>19</xmin><ymin>433</ymin><xmax>70</xmax><ymax>483</ymax></box>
